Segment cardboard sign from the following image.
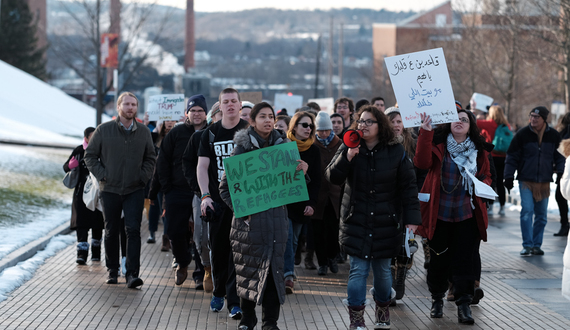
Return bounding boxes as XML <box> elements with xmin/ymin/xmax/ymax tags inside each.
<box><xmin>274</xmin><ymin>93</ymin><xmax>303</xmax><ymax>113</ymax></box>
<box><xmin>241</xmin><ymin>92</ymin><xmax>263</xmax><ymax>105</ymax></box>
<box><xmin>223</xmin><ymin>141</ymin><xmax>309</xmax><ymax>218</ymax></box>
<box><xmin>147</xmin><ymin>94</ymin><xmax>185</xmax><ymax>121</ymax></box>
<box><xmin>470</xmin><ymin>93</ymin><xmax>493</xmax><ymax>112</ymax></box>
<box><xmin>384</xmin><ymin>48</ymin><xmax>458</xmax><ymax>127</ymax></box>
<box><xmin>308</xmin><ymin>97</ymin><xmax>335</xmax><ymax>115</ymax></box>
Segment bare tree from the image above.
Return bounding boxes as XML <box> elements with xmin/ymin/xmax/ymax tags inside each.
<box><xmin>50</xmin><ymin>0</ymin><xmax>176</xmax><ymax>125</ymax></box>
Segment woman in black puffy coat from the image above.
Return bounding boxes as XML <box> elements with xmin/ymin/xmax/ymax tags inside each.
<box><xmin>326</xmin><ymin>105</ymin><xmax>421</xmax><ymax>330</ymax></box>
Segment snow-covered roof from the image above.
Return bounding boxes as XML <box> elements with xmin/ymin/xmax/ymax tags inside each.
<box><xmin>0</xmin><ymin>60</ymin><xmax>111</xmax><ymax>147</ymax></box>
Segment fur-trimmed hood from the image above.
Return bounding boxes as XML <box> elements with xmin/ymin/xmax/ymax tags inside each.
<box><xmin>233</xmin><ymin>127</ymin><xmax>288</xmax><ymax>150</ymax></box>
<box><xmin>559</xmin><ymin>138</ymin><xmax>570</xmax><ymax>158</ymax></box>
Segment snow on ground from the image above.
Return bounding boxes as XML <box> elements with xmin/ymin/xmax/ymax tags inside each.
<box><xmin>0</xmin><ymin>60</ymin><xmax>111</xmax><ymax>146</ymax></box>
<box><xmin>0</xmin><ymin>234</ymin><xmax>75</xmax><ymax>303</ymax></box>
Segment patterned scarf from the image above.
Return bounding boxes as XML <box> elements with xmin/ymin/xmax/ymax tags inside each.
<box><xmin>446</xmin><ymin>133</ymin><xmax>478</xmax><ymax>206</ymax></box>
<box><xmin>316</xmin><ymin>131</ymin><xmax>335</xmax><ymax>147</ymax></box>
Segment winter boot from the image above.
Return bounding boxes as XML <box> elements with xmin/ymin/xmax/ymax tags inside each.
<box><xmin>394</xmin><ymin>264</ymin><xmax>408</xmax><ymax>300</ymax></box>
<box><xmin>76</xmin><ymin>242</ymin><xmax>89</xmax><ymax>265</ymax></box>
<box><xmin>422</xmin><ymin>238</ymin><xmax>430</xmax><ymax>269</ymax></box>
<box><xmin>472</xmin><ymin>280</ymin><xmax>484</xmax><ymax>305</ymax></box>
<box><xmin>373</xmin><ymin>299</ymin><xmax>391</xmax><ymax>329</ymax></box>
<box><xmin>457</xmin><ymin>298</ymin><xmax>475</xmax><ymax>324</ymax></box>
<box><xmin>554</xmin><ymin>223</ymin><xmax>569</xmax><ymax>237</ymax></box>
<box><xmin>161</xmin><ymin>234</ymin><xmax>170</xmax><ymax>251</ymax></box>
<box><xmin>203</xmin><ymin>266</ymin><xmax>213</xmax><ymax>293</ymax></box>
<box><xmin>430</xmin><ymin>293</ymin><xmax>445</xmax><ymax>318</ymax></box>
<box><xmin>91</xmin><ymin>239</ymin><xmax>101</xmax><ymax>261</ymax></box>
<box><xmin>147</xmin><ymin>231</ymin><xmax>156</xmax><ymax>243</ymax></box>
<box><xmin>304</xmin><ymin>249</ymin><xmax>317</xmax><ymax>270</ymax></box>
<box><xmin>345</xmin><ymin>302</ymin><xmax>367</xmax><ymax>330</ymax></box>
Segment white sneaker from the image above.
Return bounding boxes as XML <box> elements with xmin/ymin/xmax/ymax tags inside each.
<box><xmin>121</xmin><ymin>256</ymin><xmax>127</xmax><ymax>276</ymax></box>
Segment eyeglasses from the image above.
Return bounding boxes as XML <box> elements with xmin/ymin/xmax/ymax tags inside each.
<box><xmin>456</xmin><ymin>117</ymin><xmax>469</xmax><ymax>124</ymax></box>
<box><xmin>298</xmin><ymin>123</ymin><xmax>315</xmax><ymax>129</ymax></box>
<box><xmin>356</xmin><ymin>119</ymin><xmax>378</xmax><ymax>126</ymax></box>
<box><xmin>529</xmin><ymin>114</ymin><xmax>541</xmax><ymax>119</ymax></box>
<box><xmin>336</xmin><ymin>105</ymin><xmax>349</xmax><ymax>110</ymax></box>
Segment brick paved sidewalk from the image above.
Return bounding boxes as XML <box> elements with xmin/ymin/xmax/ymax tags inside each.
<box><xmin>1</xmin><ymin>212</ymin><xmax>569</xmax><ymax>329</ymax></box>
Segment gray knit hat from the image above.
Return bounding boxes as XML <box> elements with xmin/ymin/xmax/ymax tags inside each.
<box><xmin>316</xmin><ymin>111</ymin><xmax>333</xmax><ymax>131</ymax></box>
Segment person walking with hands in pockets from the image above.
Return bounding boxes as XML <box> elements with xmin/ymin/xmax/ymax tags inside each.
<box><xmin>326</xmin><ymin>105</ymin><xmax>421</xmax><ymax>330</ymax></box>
<box><xmin>414</xmin><ymin>110</ymin><xmax>492</xmax><ymax>325</ymax></box>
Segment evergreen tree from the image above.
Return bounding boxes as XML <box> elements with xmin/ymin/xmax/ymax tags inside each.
<box><xmin>0</xmin><ymin>0</ymin><xmax>46</xmax><ymax>80</ymax></box>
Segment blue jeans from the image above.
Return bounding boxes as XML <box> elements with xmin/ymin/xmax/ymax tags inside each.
<box><xmin>100</xmin><ymin>189</ymin><xmax>144</xmax><ymax>277</ymax></box>
<box><xmin>283</xmin><ymin>220</ymin><xmax>303</xmax><ymax>278</ymax></box>
<box><xmin>347</xmin><ymin>255</ymin><xmax>392</xmax><ymax>306</ymax></box>
<box><xmin>520</xmin><ymin>185</ymin><xmax>549</xmax><ymax>248</ymax></box>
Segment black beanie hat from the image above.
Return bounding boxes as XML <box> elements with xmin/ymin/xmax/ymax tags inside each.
<box><xmin>186</xmin><ymin>94</ymin><xmax>208</xmax><ymax>114</ymax></box>
<box><xmin>530</xmin><ymin>106</ymin><xmax>549</xmax><ymax>121</ymax></box>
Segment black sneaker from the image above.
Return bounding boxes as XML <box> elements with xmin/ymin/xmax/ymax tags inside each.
<box><xmin>520</xmin><ymin>247</ymin><xmax>532</xmax><ymax>256</ymax></box>
<box><xmin>106</xmin><ymin>271</ymin><xmax>118</xmax><ymax>284</ymax></box>
<box><xmin>531</xmin><ymin>247</ymin><xmax>544</xmax><ymax>255</ymax></box>
<box><xmin>126</xmin><ymin>275</ymin><xmax>144</xmax><ymax>288</ymax></box>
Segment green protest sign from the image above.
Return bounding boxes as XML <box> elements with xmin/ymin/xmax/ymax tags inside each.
<box><xmin>223</xmin><ymin>141</ymin><xmax>309</xmax><ymax>218</ymax></box>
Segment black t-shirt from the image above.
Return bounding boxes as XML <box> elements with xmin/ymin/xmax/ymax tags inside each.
<box><xmin>198</xmin><ymin>119</ymin><xmax>249</xmax><ymax>201</ymax></box>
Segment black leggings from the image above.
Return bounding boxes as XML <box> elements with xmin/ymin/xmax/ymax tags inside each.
<box><xmin>493</xmin><ymin>156</ymin><xmax>506</xmax><ymax>206</ymax></box>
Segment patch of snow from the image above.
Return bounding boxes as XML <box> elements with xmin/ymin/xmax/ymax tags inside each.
<box><xmin>0</xmin><ymin>234</ymin><xmax>75</xmax><ymax>302</ymax></box>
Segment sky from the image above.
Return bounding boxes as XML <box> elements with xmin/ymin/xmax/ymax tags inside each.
<box><xmin>142</xmin><ymin>0</ymin><xmax>478</xmax><ymax>13</ymax></box>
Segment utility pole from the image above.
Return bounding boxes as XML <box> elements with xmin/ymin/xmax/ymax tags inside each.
<box><xmin>338</xmin><ymin>23</ymin><xmax>343</xmax><ymax>98</ymax></box>
<box><xmin>314</xmin><ymin>33</ymin><xmax>321</xmax><ymax>99</ymax></box>
<box><xmin>95</xmin><ymin>0</ymin><xmax>103</xmax><ymax>126</ymax></box>
<box><xmin>327</xmin><ymin>17</ymin><xmax>333</xmax><ymax>98</ymax></box>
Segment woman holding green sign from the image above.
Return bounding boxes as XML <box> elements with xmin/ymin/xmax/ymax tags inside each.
<box><xmin>326</xmin><ymin>105</ymin><xmax>421</xmax><ymax>330</ymax></box>
<box><xmin>220</xmin><ymin>102</ymin><xmax>305</xmax><ymax>330</ymax></box>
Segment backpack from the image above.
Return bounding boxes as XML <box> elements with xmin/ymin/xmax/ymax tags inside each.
<box><xmin>492</xmin><ymin>124</ymin><xmax>513</xmax><ymax>153</ymax></box>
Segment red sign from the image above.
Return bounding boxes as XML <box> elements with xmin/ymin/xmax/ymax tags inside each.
<box><xmin>101</xmin><ymin>33</ymin><xmax>119</xmax><ymax>68</ymax></box>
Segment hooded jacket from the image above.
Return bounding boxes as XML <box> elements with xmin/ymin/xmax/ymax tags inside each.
<box><xmin>219</xmin><ymin>127</ymin><xmax>289</xmax><ymax>305</ymax></box>
<box><xmin>325</xmin><ymin>137</ymin><xmax>421</xmax><ymax>260</ymax></box>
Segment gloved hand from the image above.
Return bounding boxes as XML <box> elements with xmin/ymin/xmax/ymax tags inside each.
<box><xmin>68</xmin><ymin>156</ymin><xmax>79</xmax><ymax>169</ymax></box>
<box><xmin>504</xmin><ymin>178</ymin><xmax>514</xmax><ymax>193</ymax></box>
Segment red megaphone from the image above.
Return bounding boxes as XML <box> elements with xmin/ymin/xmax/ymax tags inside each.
<box><xmin>343</xmin><ymin>129</ymin><xmax>363</xmax><ymax>148</ymax></box>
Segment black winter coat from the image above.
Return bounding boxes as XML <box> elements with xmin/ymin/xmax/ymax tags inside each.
<box><xmin>157</xmin><ymin>121</ymin><xmax>197</xmax><ymax>193</ymax></box>
<box><xmin>326</xmin><ymin>139</ymin><xmax>421</xmax><ymax>260</ymax></box>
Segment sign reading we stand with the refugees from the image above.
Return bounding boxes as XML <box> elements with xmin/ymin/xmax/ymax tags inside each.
<box><xmin>384</xmin><ymin>48</ymin><xmax>458</xmax><ymax>127</ymax></box>
<box><xmin>223</xmin><ymin>142</ymin><xmax>309</xmax><ymax>218</ymax></box>
<box><xmin>147</xmin><ymin>94</ymin><xmax>185</xmax><ymax>121</ymax></box>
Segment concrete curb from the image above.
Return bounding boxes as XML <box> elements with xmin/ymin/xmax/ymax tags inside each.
<box><xmin>0</xmin><ymin>222</ymin><xmax>73</xmax><ymax>274</ymax></box>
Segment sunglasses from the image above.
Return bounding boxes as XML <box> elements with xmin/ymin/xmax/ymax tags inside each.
<box><xmin>298</xmin><ymin>123</ymin><xmax>315</xmax><ymax>129</ymax></box>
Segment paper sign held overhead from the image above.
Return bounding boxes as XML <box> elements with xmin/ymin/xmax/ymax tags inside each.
<box><xmin>223</xmin><ymin>142</ymin><xmax>309</xmax><ymax>218</ymax></box>
<box><xmin>470</xmin><ymin>93</ymin><xmax>493</xmax><ymax>112</ymax></box>
<box><xmin>147</xmin><ymin>94</ymin><xmax>185</xmax><ymax>121</ymax></box>
<box><xmin>384</xmin><ymin>48</ymin><xmax>458</xmax><ymax>127</ymax></box>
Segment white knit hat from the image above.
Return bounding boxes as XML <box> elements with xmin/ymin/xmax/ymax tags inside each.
<box><xmin>315</xmin><ymin>111</ymin><xmax>332</xmax><ymax>131</ymax></box>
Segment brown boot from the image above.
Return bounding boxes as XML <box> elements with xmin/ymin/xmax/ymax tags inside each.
<box><xmin>175</xmin><ymin>265</ymin><xmax>188</xmax><ymax>285</ymax></box>
<box><xmin>161</xmin><ymin>234</ymin><xmax>170</xmax><ymax>252</ymax></box>
<box><xmin>304</xmin><ymin>249</ymin><xmax>317</xmax><ymax>270</ymax></box>
<box><xmin>203</xmin><ymin>266</ymin><xmax>213</xmax><ymax>292</ymax></box>
<box><xmin>346</xmin><ymin>304</ymin><xmax>366</xmax><ymax>330</ymax></box>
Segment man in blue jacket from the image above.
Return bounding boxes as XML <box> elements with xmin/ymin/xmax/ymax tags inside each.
<box><xmin>504</xmin><ymin>106</ymin><xmax>565</xmax><ymax>256</ymax></box>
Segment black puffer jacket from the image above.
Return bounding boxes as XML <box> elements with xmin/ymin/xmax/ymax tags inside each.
<box><xmin>325</xmin><ymin>139</ymin><xmax>421</xmax><ymax>260</ymax></box>
<box><xmin>219</xmin><ymin>127</ymin><xmax>289</xmax><ymax>305</ymax></box>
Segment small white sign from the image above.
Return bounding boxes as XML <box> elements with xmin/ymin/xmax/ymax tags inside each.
<box><xmin>308</xmin><ymin>97</ymin><xmax>335</xmax><ymax>115</ymax></box>
<box><xmin>274</xmin><ymin>93</ymin><xmax>303</xmax><ymax>114</ymax></box>
<box><xmin>147</xmin><ymin>94</ymin><xmax>185</xmax><ymax>121</ymax></box>
<box><xmin>470</xmin><ymin>93</ymin><xmax>493</xmax><ymax>112</ymax></box>
<box><xmin>384</xmin><ymin>48</ymin><xmax>458</xmax><ymax>127</ymax></box>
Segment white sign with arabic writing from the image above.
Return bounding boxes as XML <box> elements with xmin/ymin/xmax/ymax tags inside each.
<box><xmin>384</xmin><ymin>48</ymin><xmax>458</xmax><ymax>127</ymax></box>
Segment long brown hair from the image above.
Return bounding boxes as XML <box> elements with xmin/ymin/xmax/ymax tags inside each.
<box><xmin>488</xmin><ymin>105</ymin><xmax>509</xmax><ymax>126</ymax></box>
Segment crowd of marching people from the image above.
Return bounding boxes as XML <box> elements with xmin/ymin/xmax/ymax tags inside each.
<box><xmin>63</xmin><ymin>88</ymin><xmax>570</xmax><ymax>330</ymax></box>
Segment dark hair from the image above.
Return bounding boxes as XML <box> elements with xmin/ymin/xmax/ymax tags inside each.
<box><xmin>334</xmin><ymin>97</ymin><xmax>355</xmax><ymax>114</ymax></box>
<box><xmin>84</xmin><ymin>127</ymin><xmax>96</xmax><ymax>138</ymax></box>
<box><xmin>276</xmin><ymin>115</ymin><xmax>291</xmax><ymax>128</ymax></box>
<box><xmin>558</xmin><ymin>112</ymin><xmax>570</xmax><ymax>132</ymax></box>
<box><xmin>219</xmin><ymin>87</ymin><xmax>240</xmax><ymax>102</ymax></box>
<box><xmin>371</xmin><ymin>96</ymin><xmax>385</xmax><ymax>105</ymax></box>
<box><xmin>288</xmin><ymin>111</ymin><xmax>316</xmax><ymax>141</ymax></box>
<box><xmin>306</xmin><ymin>102</ymin><xmax>321</xmax><ymax>111</ymax></box>
<box><xmin>330</xmin><ymin>113</ymin><xmax>345</xmax><ymax>126</ymax></box>
<box><xmin>355</xmin><ymin>99</ymin><xmax>370</xmax><ymax>112</ymax></box>
<box><xmin>250</xmin><ymin>102</ymin><xmax>275</xmax><ymax>121</ymax></box>
<box><xmin>350</xmin><ymin>105</ymin><xmax>394</xmax><ymax>147</ymax></box>
<box><xmin>435</xmin><ymin>109</ymin><xmax>486</xmax><ymax>151</ymax></box>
